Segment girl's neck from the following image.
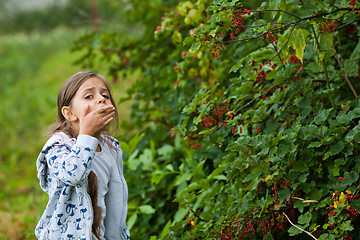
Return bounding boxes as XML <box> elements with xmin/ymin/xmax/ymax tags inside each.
<box><xmin>96</xmin><ymin>144</ymin><xmax>102</xmax><ymax>152</ymax></box>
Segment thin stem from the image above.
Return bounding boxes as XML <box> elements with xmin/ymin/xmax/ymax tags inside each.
<box><xmin>332</xmin><ymin>44</ymin><xmax>358</xmax><ymax>99</ymax></box>
<box><xmin>282</xmin><ymin>212</ymin><xmax>318</xmax><ymax>240</ymax></box>
<box><xmin>271</xmin><ymin>42</ymin><xmax>285</xmax><ymax>68</ymax></box>
<box><xmin>188</xmin><ymin>205</ymin><xmax>209</xmax><ymax>222</ymax></box>
<box><xmin>266</xmin><ymin>25</ymin><xmax>296</xmax><ymax>65</ymax></box>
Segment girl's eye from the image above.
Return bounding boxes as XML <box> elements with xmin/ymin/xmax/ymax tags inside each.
<box><xmin>102</xmin><ymin>95</ymin><xmax>110</xmax><ymax>99</ymax></box>
<box><xmin>85</xmin><ymin>95</ymin><xmax>93</xmax><ymax>99</ymax></box>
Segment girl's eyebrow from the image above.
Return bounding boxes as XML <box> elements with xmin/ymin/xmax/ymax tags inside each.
<box><xmin>82</xmin><ymin>87</ymin><xmax>109</xmax><ymax>93</ymax></box>
<box><xmin>82</xmin><ymin>87</ymin><xmax>95</xmax><ymax>93</ymax></box>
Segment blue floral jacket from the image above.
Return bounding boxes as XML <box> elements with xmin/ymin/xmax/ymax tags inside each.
<box><xmin>35</xmin><ymin>132</ymin><xmax>130</xmax><ymax>240</ymax></box>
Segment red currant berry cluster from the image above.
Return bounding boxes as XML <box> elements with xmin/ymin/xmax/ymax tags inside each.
<box><xmin>263</xmin><ymin>31</ymin><xmax>277</xmax><ymax>44</ymax></box>
<box><xmin>186</xmin><ymin>130</ymin><xmax>202</xmax><ymax>149</ymax></box>
<box><xmin>210</xmin><ymin>42</ymin><xmax>225</xmax><ymax>59</ymax></box>
<box><xmin>343</xmin><ymin>235</ymin><xmax>353</xmax><ymax>240</ymax></box>
<box><xmin>253</xmin><ymin>126</ymin><xmax>260</xmax><ymax>134</ymax></box>
<box><xmin>349</xmin><ymin>0</ymin><xmax>356</xmax><ymax>9</ymax></box>
<box><xmin>346</xmin><ymin>208</ymin><xmax>359</xmax><ymax>221</ymax></box>
<box><xmin>230</xmin><ymin>7</ymin><xmax>247</xmax><ymax>40</ymax></box>
<box><xmin>319</xmin><ymin>19</ymin><xmax>338</xmax><ymax>33</ymax></box>
<box><xmin>346</xmin><ymin>193</ymin><xmax>359</xmax><ymax>200</ymax></box>
<box><xmin>255</xmin><ymin>70</ymin><xmax>267</xmax><ymax>83</ymax></box>
<box><xmin>328</xmin><ymin>206</ymin><xmax>336</xmax><ymax>217</ymax></box>
<box><xmin>289</xmin><ymin>55</ymin><xmax>299</xmax><ymax>63</ymax></box>
<box><xmin>200</xmin><ymin>104</ymin><xmax>229</xmax><ymax>129</ymax></box>
<box><xmin>189</xmin><ymin>140</ymin><xmax>201</xmax><ymax>149</ymax></box>
<box><xmin>201</xmin><ymin>116</ymin><xmax>218</xmax><ymax>129</ymax></box>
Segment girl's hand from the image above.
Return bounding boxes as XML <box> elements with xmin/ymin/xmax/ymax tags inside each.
<box><xmin>78</xmin><ymin>104</ymin><xmax>115</xmax><ymax>138</ymax></box>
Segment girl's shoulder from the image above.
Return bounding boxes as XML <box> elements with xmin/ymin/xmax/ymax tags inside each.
<box><xmin>100</xmin><ymin>135</ymin><xmax>121</xmax><ymax>151</ymax></box>
<box><xmin>41</xmin><ymin>132</ymin><xmax>71</xmax><ymax>151</ymax></box>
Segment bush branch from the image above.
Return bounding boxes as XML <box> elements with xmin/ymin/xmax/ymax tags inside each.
<box><xmin>332</xmin><ymin>44</ymin><xmax>358</xmax><ymax>99</ymax></box>
<box><xmin>282</xmin><ymin>212</ymin><xmax>318</xmax><ymax>240</ymax></box>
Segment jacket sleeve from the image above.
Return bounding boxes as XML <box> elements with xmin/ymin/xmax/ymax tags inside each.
<box><xmin>45</xmin><ymin>134</ymin><xmax>99</xmax><ymax>186</ymax></box>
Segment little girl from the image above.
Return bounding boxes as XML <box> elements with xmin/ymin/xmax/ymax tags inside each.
<box><xmin>35</xmin><ymin>72</ymin><xmax>130</xmax><ymax>239</ymax></box>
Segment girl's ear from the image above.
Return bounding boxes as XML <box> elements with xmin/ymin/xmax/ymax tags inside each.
<box><xmin>61</xmin><ymin>106</ymin><xmax>78</xmax><ymax>122</ymax></box>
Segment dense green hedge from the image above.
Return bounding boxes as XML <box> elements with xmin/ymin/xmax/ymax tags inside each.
<box><xmin>73</xmin><ymin>0</ymin><xmax>360</xmax><ymax>239</ymax></box>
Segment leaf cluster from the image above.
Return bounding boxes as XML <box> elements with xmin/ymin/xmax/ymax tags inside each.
<box><xmin>72</xmin><ymin>0</ymin><xmax>360</xmax><ymax>239</ymax></box>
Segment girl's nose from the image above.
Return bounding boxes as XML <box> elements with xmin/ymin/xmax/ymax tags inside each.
<box><xmin>97</xmin><ymin>96</ymin><xmax>106</xmax><ymax>104</ymax></box>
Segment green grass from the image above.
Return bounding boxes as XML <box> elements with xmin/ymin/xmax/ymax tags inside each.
<box><xmin>0</xmin><ymin>26</ymin><xmax>135</xmax><ymax>239</ymax></box>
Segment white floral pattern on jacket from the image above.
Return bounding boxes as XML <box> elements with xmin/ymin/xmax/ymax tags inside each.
<box><xmin>35</xmin><ymin>132</ymin><xmax>130</xmax><ymax>240</ymax></box>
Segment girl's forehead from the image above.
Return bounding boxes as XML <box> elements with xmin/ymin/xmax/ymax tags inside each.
<box><xmin>79</xmin><ymin>77</ymin><xmax>108</xmax><ymax>90</ymax></box>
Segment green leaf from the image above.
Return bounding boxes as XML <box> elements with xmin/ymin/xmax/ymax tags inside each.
<box><xmin>288</xmin><ymin>225</ymin><xmax>303</xmax><ymax>236</ymax></box>
<box><xmin>343</xmin><ymin>171</ymin><xmax>359</xmax><ymax>185</ymax></box>
<box><xmin>127</xmin><ymin>214</ymin><xmax>137</xmax><ymax>230</ymax></box>
<box><xmin>345</xmin><ymin>40</ymin><xmax>360</xmax><ymax>76</ymax></box>
<box><xmin>151</xmin><ymin>170</ymin><xmax>166</xmax><ymax>184</ymax></box>
<box><xmin>190</xmin><ymin>42</ymin><xmax>201</xmax><ymax>51</ymax></box>
<box><xmin>208</xmin><ymin>165</ymin><xmax>226</xmax><ymax>180</ymax></box>
<box><xmin>128</xmin><ymin>149</ymin><xmax>140</xmax><ymax>171</ymax></box>
<box><xmin>308</xmin><ymin>141</ymin><xmax>321</xmax><ymax>148</ymax></box>
<box><xmin>291</xmin><ymin>29</ymin><xmax>306</xmax><ymax>63</ymax></box>
<box><xmin>324</xmin><ymin>141</ymin><xmax>344</xmax><ymax>159</ymax></box>
<box><xmin>264</xmin><ymin>232</ymin><xmax>274</xmax><ymax>240</ymax></box>
<box><xmin>161</xmin><ymin>220</ymin><xmax>172</xmax><ymax>238</ymax></box>
<box><xmin>298</xmin><ymin>211</ymin><xmax>311</xmax><ymax>225</ymax></box>
<box><xmin>278</xmin><ymin>188</ymin><xmax>291</xmax><ymax>203</ymax></box>
<box><xmin>244</xmin><ymin>176</ymin><xmax>261</xmax><ymax>190</ymax></box>
<box><xmin>328</xmin><ymin>164</ymin><xmax>340</xmax><ymax>176</ymax></box>
<box><xmin>139</xmin><ymin>148</ymin><xmax>153</xmax><ymax>170</ymax></box>
<box><xmin>214</xmin><ymin>175</ymin><xmax>228</xmax><ymax>181</ymax></box>
<box><xmin>264</xmin><ymin>118</ymin><xmax>278</xmax><ymax>133</ymax></box>
<box><xmin>332</xmin><ymin>141</ymin><xmax>344</xmax><ymax>154</ymax></box>
<box><xmin>129</xmin><ymin>133</ymin><xmax>145</xmax><ymax>153</ymax></box>
<box><xmin>319</xmin><ymin>234</ymin><xmax>335</xmax><ymax>240</ymax></box>
<box><xmin>295</xmin><ymin>96</ymin><xmax>312</xmax><ymax>118</ymax></box>
<box><xmin>139</xmin><ymin>205</ymin><xmax>156</xmax><ymax>214</ymax></box>
<box><xmin>345</xmin><ymin>124</ymin><xmax>360</xmax><ymax>142</ymax></box>
<box><xmin>319</xmin><ymin>31</ymin><xmax>334</xmax><ymax>51</ymax></box>
<box><xmin>157</xmin><ymin>144</ymin><xmax>174</xmax><ymax>157</ymax></box>
<box><xmin>171</xmin><ymin>31</ymin><xmax>182</xmax><ymax>45</ymax></box>
<box><xmin>339</xmin><ymin>220</ymin><xmax>354</xmax><ymax>231</ymax></box>
<box><xmin>119</xmin><ymin>141</ymin><xmax>130</xmax><ymax>154</ymax></box>
<box><xmin>173</xmin><ymin>208</ymin><xmax>188</xmax><ymax>223</ymax></box>
<box><xmin>314</xmin><ymin>108</ymin><xmax>332</xmax><ymax>125</ymax></box>
<box><xmin>175</xmin><ymin>173</ymin><xmax>192</xmax><ymax>186</ymax></box>
<box><xmin>298</xmin><ymin>173</ymin><xmax>309</xmax><ymax>183</ymax></box>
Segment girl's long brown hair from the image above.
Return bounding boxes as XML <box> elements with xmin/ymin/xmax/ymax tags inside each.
<box><xmin>53</xmin><ymin>71</ymin><xmax>119</xmax><ymax>239</ymax></box>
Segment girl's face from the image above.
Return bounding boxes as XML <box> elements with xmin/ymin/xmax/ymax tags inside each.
<box><xmin>63</xmin><ymin>77</ymin><xmax>113</xmax><ymax>133</ymax></box>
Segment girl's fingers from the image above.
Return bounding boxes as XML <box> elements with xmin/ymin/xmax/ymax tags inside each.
<box><xmin>103</xmin><ymin>117</ymin><xmax>114</xmax><ymax>126</ymax></box>
<box><xmin>100</xmin><ymin>109</ymin><xmax>115</xmax><ymax>119</ymax></box>
<box><xmin>81</xmin><ymin>104</ymin><xmax>90</xmax><ymax>119</ymax></box>
<box><xmin>80</xmin><ymin>105</ymin><xmax>115</xmax><ymax>134</ymax></box>
<box><xmin>94</xmin><ymin>105</ymin><xmax>115</xmax><ymax>114</ymax></box>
